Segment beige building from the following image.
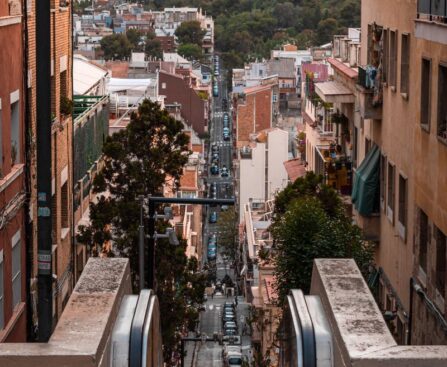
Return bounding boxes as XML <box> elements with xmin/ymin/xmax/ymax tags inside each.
<box><xmin>357</xmin><ymin>0</ymin><xmax>447</xmax><ymax>345</ymax></box>
<box><xmin>304</xmin><ymin>1</ymin><xmax>447</xmax><ymax>345</ymax></box>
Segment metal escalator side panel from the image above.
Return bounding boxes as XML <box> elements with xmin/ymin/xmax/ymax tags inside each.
<box><xmin>304</xmin><ymin>296</ymin><xmax>333</xmax><ymax>367</ymax></box>
<box><xmin>291</xmin><ymin>289</ymin><xmax>316</xmax><ymax>367</ymax></box>
<box><xmin>129</xmin><ymin>290</ymin><xmax>153</xmax><ymax>367</ymax></box>
<box><xmin>287</xmin><ymin>294</ymin><xmax>304</xmax><ymax>367</ymax></box>
<box><xmin>141</xmin><ymin>293</ymin><xmax>163</xmax><ymax>367</ymax></box>
<box><xmin>110</xmin><ymin>295</ymin><xmax>139</xmax><ymax>367</ymax></box>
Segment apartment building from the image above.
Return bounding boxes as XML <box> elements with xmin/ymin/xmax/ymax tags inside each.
<box><xmin>27</xmin><ymin>0</ymin><xmax>74</xmax><ymax>331</ymax></box>
<box><xmin>306</xmin><ymin>3</ymin><xmax>447</xmax><ymax>345</ymax></box>
<box><xmin>235</xmin><ymin>128</ymin><xmax>288</xmax><ymax>222</ymax></box>
<box><xmin>0</xmin><ymin>0</ymin><xmax>27</xmax><ymax>342</ymax></box>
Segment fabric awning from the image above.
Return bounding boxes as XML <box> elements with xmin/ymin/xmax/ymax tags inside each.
<box><xmin>315</xmin><ymin>81</ymin><xmax>355</xmax><ymax>104</ymax></box>
<box><xmin>351</xmin><ymin>145</ymin><xmax>380</xmax><ymax>216</ymax></box>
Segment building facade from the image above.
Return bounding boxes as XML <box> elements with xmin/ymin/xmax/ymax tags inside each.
<box><xmin>355</xmin><ymin>0</ymin><xmax>447</xmax><ymax>345</ymax></box>
<box><xmin>27</xmin><ymin>0</ymin><xmax>74</xmax><ymax>332</ymax></box>
<box><xmin>0</xmin><ymin>0</ymin><xmax>27</xmax><ymax>342</ymax></box>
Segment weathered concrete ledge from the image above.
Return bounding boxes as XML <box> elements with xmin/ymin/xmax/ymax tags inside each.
<box><xmin>0</xmin><ymin>258</ymin><xmax>131</xmax><ymax>367</ymax></box>
<box><xmin>310</xmin><ymin>259</ymin><xmax>447</xmax><ymax>367</ymax></box>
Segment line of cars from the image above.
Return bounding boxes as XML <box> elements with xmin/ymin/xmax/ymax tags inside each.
<box><xmin>207</xmin><ymin>234</ymin><xmax>217</xmax><ymax>260</ymax></box>
<box><xmin>210</xmin><ymin>143</ymin><xmax>229</xmax><ymax>177</ymax></box>
<box><xmin>221</xmin><ymin>301</ymin><xmax>242</xmax><ymax>366</ymax></box>
<box><xmin>212</xmin><ymin>55</ymin><xmax>219</xmax><ymax>97</ymax></box>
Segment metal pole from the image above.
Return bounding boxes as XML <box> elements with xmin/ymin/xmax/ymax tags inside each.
<box><xmin>148</xmin><ymin>197</ymin><xmax>156</xmax><ymax>290</ymax></box>
<box><xmin>180</xmin><ymin>339</ymin><xmax>185</xmax><ymax>367</ymax></box>
<box><xmin>138</xmin><ymin>196</ymin><xmax>145</xmax><ymax>291</ymax></box>
<box><xmin>36</xmin><ymin>0</ymin><xmax>53</xmax><ymax>342</ymax></box>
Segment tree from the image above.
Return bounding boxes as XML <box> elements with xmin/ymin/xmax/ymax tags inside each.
<box><xmin>271</xmin><ymin>172</ymin><xmax>373</xmax><ymax>303</ymax></box>
<box><xmin>177</xmin><ymin>43</ymin><xmax>203</xmax><ymax>61</ymax></box>
<box><xmin>315</xmin><ymin>17</ymin><xmax>338</xmax><ymax>45</ymax></box>
<box><xmin>100</xmin><ymin>34</ymin><xmax>132</xmax><ymax>61</ymax></box>
<box><xmin>77</xmin><ymin>100</ymin><xmax>205</xmax><ymax>365</ymax></box>
<box><xmin>175</xmin><ymin>20</ymin><xmax>206</xmax><ymax>46</ymax></box>
<box><xmin>216</xmin><ymin>208</ymin><xmax>238</xmax><ymax>262</ymax></box>
<box><xmin>145</xmin><ymin>32</ymin><xmax>163</xmax><ymax>59</ymax></box>
<box><xmin>126</xmin><ymin>28</ymin><xmax>143</xmax><ymax>51</ymax></box>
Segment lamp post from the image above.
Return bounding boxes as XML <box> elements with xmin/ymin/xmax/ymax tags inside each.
<box><xmin>146</xmin><ymin>197</ymin><xmax>235</xmax><ymax>290</ymax></box>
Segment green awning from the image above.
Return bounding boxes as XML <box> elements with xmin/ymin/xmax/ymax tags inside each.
<box><xmin>351</xmin><ymin>145</ymin><xmax>380</xmax><ymax>216</ymax></box>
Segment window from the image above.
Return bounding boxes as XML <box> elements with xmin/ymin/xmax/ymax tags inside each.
<box><xmin>419</xmin><ymin>209</ymin><xmax>429</xmax><ymax>273</ymax></box>
<box><xmin>12</xmin><ymin>232</ymin><xmax>21</xmax><ymax>309</ymax></box>
<box><xmin>380</xmin><ymin>154</ymin><xmax>387</xmax><ymax>210</ymax></box>
<box><xmin>398</xmin><ymin>174</ymin><xmax>407</xmax><ymax>240</ymax></box>
<box><xmin>421</xmin><ymin>58</ymin><xmax>431</xmax><ymax>128</ymax></box>
<box><xmin>387</xmin><ymin>163</ymin><xmax>395</xmax><ymax>222</ymax></box>
<box><xmin>60</xmin><ymin>70</ymin><xmax>67</xmax><ymax>98</ymax></box>
<box><xmin>400</xmin><ymin>34</ymin><xmax>410</xmax><ymax>96</ymax></box>
<box><xmin>61</xmin><ymin>182</ymin><xmax>69</xmax><ymax>229</ymax></box>
<box><xmin>437</xmin><ymin>64</ymin><xmax>447</xmax><ymax>140</ymax></box>
<box><xmin>389</xmin><ymin>30</ymin><xmax>398</xmax><ymax>88</ymax></box>
<box><xmin>0</xmin><ymin>250</ymin><xmax>3</xmax><ymax>329</ymax></box>
<box><xmin>435</xmin><ymin>227</ymin><xmax>446</xmax><ymax>297</ymax></box>
<box><xmin>52</xmin><ymin>194</ymin><xmax>57</xmax><ymax>241</ymax></box>
<box><xmin>161</xmin><ymin>82</ymin><xmax>166</xmax><ymax>89</ymax></box>
<box><xmin>382</xmin><ymin>29</ymin><xmax>388</xmax><ymax>84</ymax></box>
<box><xmin>10</xmin><ymin>101</ymin><xmax>20</xmax><ymax>164</ymax></box>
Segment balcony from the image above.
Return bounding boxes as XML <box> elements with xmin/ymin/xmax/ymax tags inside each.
<box><xmin>416</xmin><ymin>0</ymin><xmax>447</xmax><ymax>44</ymax></box>
<box><xmin>357</xmin><ymin>65</ymin><xmax>383</xmax><ymax>120</ymax></box>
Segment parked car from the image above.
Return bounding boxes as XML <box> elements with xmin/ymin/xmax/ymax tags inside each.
<box><xmin>213</xmin><ymin>84</ymin><xmax>219</xmax><ymax>97</ymax></box>
<box><xmin>224</xmin><ymin>328</ymin><xmax>237</xmax><ymax>337</ymax></box>
<box><xmin>212</xmin><ymin>143</ymin><xmax>219</xmax><ymax>152</ymax></box>
<box><xmin>223</xmin><ymin>127</ymin><xmax>230</xmax><ymax>140</ymax></box>
<box><xmin>222</xmin><ymin>314</ymin><xmax>236</xmax><ymax>324</ymax></box>
<box><xmin>224</xmin><ymin>352</ymin><xmax>243</xmax><ymax>367</ymax></box>
<box><xmin>224</xmin><ymin>321</ymin><xmax>237</xmax><ymax>330</ymax></box>
<box><xmin>209</xmin><ymin>211</ymin><xmax>218</xmax><ymax>223</ymax></box>
<box><xmin>210</xmin><ymin>164</ymin><xmax>219</xmax><ymax>175</ymax></box>
<box><xmin>207</xmin><ymin>250</ymin><xmax>216</xmax><ymax>260</ymax></box>
<box><xmin>221</xmin><ymin>166</ymin><xmax>229</xmax><ymax>177</ymax></box>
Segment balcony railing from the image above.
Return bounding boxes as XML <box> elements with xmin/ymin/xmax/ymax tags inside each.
<box><xmin>418</xmin><ymin>0</ymin><xmax>447</xmax><ymax>22</ymax></box>
<box><xmin>357</xmin><ymin>65</ymin><xmax>377</xmax><ymax>90</ymax></box>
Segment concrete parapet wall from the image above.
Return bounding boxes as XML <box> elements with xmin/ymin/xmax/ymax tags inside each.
<box><xmin>310</xmin><ymin>259</ymin><xmax>447</xmax><ymax>367</ymax></box>
<box><xmin>0</xmin><ymin>258</ymin><xmax>131</xmax><ymax>367</ymax></box>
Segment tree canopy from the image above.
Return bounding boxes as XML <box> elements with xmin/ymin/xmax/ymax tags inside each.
<box><xmin>216</xmin><ymin>208</ymin><xmax>238</xmax><ymax>262</ymax></box>
<box><xmin>149</xmin><ymin>0</ymin><xmax>360</xmax><ymax>69</ymax></box>
<box><xmin>271</xmin><ymin>172</ymin><xmax>373</xmax><ymax>303</ymax></box>
<box><xmin>177</xmin><ymin>43</ymin><xmax>203</xmax><ymax>61</ymax></box>
<box><xmin>175</xmin><ymin>20</ymin><xmax>207</xmax><ymax>46</ymax></box>
<box><xmin>100</xmin><ymin>34</ymin><xmax>132</xmax><ymax>61</ymax></box>
<box><xmin>77</xmin><ymin>100</ymin><xmax>205</xmax><ymax>364</ymax></box>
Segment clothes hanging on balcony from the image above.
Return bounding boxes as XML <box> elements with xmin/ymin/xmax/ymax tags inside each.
<box><xmin>365</xmin><ymin>65</ymin><xmax>377</xmax><ymax>89</ymax></box>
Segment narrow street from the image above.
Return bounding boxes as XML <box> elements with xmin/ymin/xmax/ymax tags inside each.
<box><xmin>184</xmin><ymin>59</ymin><xmax>251</xmax><ymax>366</ymax></box>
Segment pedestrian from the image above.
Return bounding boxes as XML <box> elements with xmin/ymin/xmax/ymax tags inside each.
<box><xmin>235</xmin><ymin>296</ymin><xmax>238</xmax><ymax>306</ymax></box>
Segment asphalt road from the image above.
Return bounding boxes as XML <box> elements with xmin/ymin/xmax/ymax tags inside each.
<box><xmin>188</xmin><ymin>60</ymin><xmax>253</xmax><ymax>367</ymax></box>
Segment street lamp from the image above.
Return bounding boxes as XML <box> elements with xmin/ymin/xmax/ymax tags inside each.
<box><xmin>154</xmin><ymin>228</ymin><xmax>179</xmax><ymax>246</ymax></box>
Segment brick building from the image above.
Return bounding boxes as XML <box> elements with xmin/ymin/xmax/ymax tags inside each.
<box><xmin>234</xmin><ymin>85</ymin><xmax>278</xmax><ymax>148</ymax></box>
<box><xmin>0</xmin><ymin>0</ymin><xmax>27</xmax><ymax>342</ymax></box>
<box><xmin>155</xmin><ymin>35</ymin><xmax>175</xmax><ymax>53</ymax></box>
<box><xmin>159</xmin><ymin>70</ymin><xmax>209</xmax><ymax>135</ymax></box>
<box><xmin>27</xmin><ymin>0</ymin><xmax>74</xmax><ymax>332</ymax></box>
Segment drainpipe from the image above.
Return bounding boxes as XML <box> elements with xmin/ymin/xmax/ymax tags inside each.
<box><xmin>408</xmin><ymin>277</ymin><xmax>414</xmax><ymax>345</ymax></box>
<box><xmin>36</xmin><ymin>0</ymin><xmax>53</xmax><ymax>341</ymax></box>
